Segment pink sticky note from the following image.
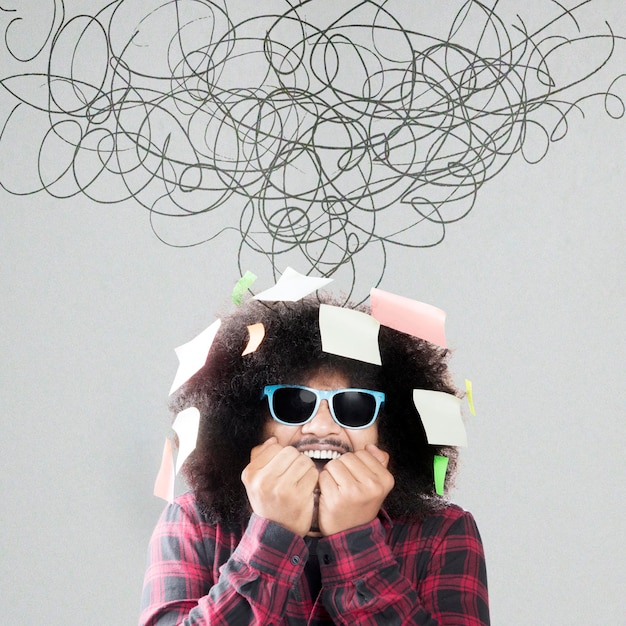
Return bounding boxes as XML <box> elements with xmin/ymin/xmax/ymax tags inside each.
<box><xmin>153</xmin><ymin>439</ymin><xmax>175</xmax><ymax>503</ymax></box>
<box><xmin>242</xmin><ymin>323</ymin><xmax>265</xmax><ymax>356</ymax></box>
<box><xmin>370</xmin><ymin>288</ymin><xmax>447</xmax><ymax>347</ymax></box>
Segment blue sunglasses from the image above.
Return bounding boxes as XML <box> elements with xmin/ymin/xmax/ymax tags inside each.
<box><xmin>263</xmin><ymin>384</ymin><xmax>385</xmax><ymax>430</ymax></box>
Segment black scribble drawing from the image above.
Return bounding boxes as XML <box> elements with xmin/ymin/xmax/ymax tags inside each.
<box><xmin>1</xmin><ymin>1</ymin><xmax>624</xmax><ymax>294</ymax></box>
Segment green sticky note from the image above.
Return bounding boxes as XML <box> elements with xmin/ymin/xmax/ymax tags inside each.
<box><xmin>232</xmin><ymin>271</ymin><xmax>257</xmax><ymax>305</ymax></box>
<box><xmin>433</xmin><ymin>455</ymin><xmax>449</xmax><ymax>496</ymax></box>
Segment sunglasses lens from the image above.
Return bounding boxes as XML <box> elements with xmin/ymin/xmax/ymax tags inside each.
<box><xmin>271</xmin><ymin>387</ymin><xmax>317</xmax><ymax>424</ymax></box>
<box><xmin>333</xmin><ymin>391</ymin><xmax>378</xmax><ymax>428</ymax></box>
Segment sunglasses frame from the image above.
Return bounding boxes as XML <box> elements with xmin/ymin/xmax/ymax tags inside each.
<box><xmin>262</xmin><ymin>384</ymin><xmax>385</xmax><ymax>430</ymax></box>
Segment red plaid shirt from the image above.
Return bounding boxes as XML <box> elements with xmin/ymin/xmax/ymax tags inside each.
<box><xmin>139</xmin><ymin>492</ymin><xmax>489</xmax><ymax>625</ymax></box>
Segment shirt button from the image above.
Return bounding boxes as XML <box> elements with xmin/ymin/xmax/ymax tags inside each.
<box><xmin>291</xmin><ymin>555</ymin><xmax>301</xmax><ymax>565</ymax></box>
<box><xmin>323</xmin><ymin>554</ymin><xmax>331</xmax><ymax>564</ymax></box>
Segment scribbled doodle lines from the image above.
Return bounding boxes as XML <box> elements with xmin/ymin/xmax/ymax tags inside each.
<box><xmin>0</xmin><ymin>1</ymin><xmax>624</xmax><ymax>293</ymax></box>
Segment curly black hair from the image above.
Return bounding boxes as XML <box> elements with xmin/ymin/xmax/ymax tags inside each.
<box><xmin>169</xmin><ymin>294</ymin><xmax>460</xmax><ymax>528</ymax></box>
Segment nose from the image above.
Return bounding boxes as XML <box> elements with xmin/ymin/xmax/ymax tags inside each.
<box><xmin>301</xmin><ymin>398</ymin><xmax>341</xmax><ymax>436</ymax></box>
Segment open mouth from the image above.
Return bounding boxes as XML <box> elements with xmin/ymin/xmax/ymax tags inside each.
<box><xmin>301</xmin><ymin>449</ymin><xmax>344</xmax><ymax>472</ymax></box>
<box><xmin>301</xmin><ymin>449</ymin><xmax>343</xmax><ymax>461</ymax></box>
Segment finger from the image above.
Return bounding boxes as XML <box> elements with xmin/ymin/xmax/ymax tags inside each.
<box><xmin>364</xmin><ymin>444</ymin><xmax>390</xmax><ymax>468</ymax></box>
<box><xmin>260</xmin><ymin>445</ymin><xmax>308</xmax><ymax>477</ymax></box>
<box><xmin>317</xmin><ymin>466</ymin><xmax>338</xmax><ymax>493</ymax></box>
<box><xmin>321</xmin><ymin>454</ymin><xmax>357</xmax><ymax>487</ymax></box>
<box><xmin>328</xmin><ymin>451</ymin><xmax>389</xmax><ymax>487</ymax></box>
<box><xmin>286</xmin><ymin>452</ymin><xmax>317</xmax><ymax>483</ymax></box>
<box><xmin>247</xmin><ymin>443</ymin><xmax>295</xmax><ymax>477</ymax></box>
<box><xmin>250</xmin><ymin>437</ymin><xmax>278</xmax><ymax>461</ymax></box>
<box><xmin>353</xmin><ymin>448</ymin><xmax>391</xmax><ymax>477</ymax></box>
<box><xmin>352</xmin><ymin>450</ymin><xmax>395</xmax><ymax>494</ymax></box>
<box><xmin>297</xmin><ymin>464</ymin><xmax>320</xmax><ymax>493</ymax></box>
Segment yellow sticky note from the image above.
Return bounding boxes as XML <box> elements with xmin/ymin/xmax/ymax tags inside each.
<box><xmin>153</xmin><ymin>439</ymin><xmax>175</xmax><ymax>503</ymax></box>
<box><xmin>169</xmin><ymin>319</ymin><xmax>221</xmax><ymax>395</ymax></box>
<box><xmin>172</xmin><ymin>407</ymin><xmax>200</xmax><ymax>474</ymax></box>
<box><xmin>370</xmin><ymin>287</ymin><xmax>447</xmax><ymax>347</ymax></box>
<box><xmin>319</xmin><ymin>304</ymin><xmax>381</xmax><ymax>365</ymax></box>
<box><xmin>412</xmin><ymin>389</ymin><xmax>467</xmax><ymax>447</ymax></box>
<box><xmin>242</xmin><ymin>323</ymin><xmax>265</xmax><ymax>356</ymax></box>
<box><xmin>465</xmin><ymin>379</ymin><xmax>476</xmax><ymax>416</ymax></box>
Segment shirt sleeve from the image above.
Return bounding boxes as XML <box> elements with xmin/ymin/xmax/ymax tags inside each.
<box><xmin>317</xmin><ymin>511</ymin><xmax>490</xmax><ymax>625</ymax></box>
<box><xmin>139</xmin><ymin>502</ymin><xmax>308</xmax><ymax>626</ymax></box>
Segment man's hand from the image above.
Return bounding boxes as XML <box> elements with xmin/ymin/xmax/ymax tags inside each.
<box><xmin>241</xmin><ymin>437</ymin><xmax>319</xmax><ymax>537</ymax></box>
<box><xmin>317</xmin><ymin>444</ymin><xmax>394</xmax><ymax>536</ymax></box>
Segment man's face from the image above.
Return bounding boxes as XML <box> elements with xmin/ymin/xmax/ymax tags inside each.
<box><xmin>259</xmin><ymin>368</ymin><xmax>388</xmax><ymax>535</ymax></box>
<box><xmin>262</xmin><ymin>368</ymin><xmax>379</xmax><ymax>466</ymax></box>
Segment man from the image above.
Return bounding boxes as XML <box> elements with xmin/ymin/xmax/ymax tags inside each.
<box><xmin>140</xmin><ymin>293</ymin><xmax>490</xmax><ymax>625</ymax></box>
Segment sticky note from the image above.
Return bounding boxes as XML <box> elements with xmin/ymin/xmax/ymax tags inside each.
<box><xmin>254</xmin><ymin>267</ymin><xmax>333</xmax><ymax>301</ymax></box>
<box><xmin>172</xmin><ymin>407</ymin><xmax>201</xmax><ymax>474</ymax></box>
<box><xmin>465</xmin><ymin>379</ymin><xmax>476</xmax><ymax>415</ymax></box>
<box><xmin>169</xmin><ymin>319</ymin><xmax>222</xmax><ymax>395</ymax></box>
<box><xmin>242</xmin><ymin>323</ymin><xmax>265</xmax><ymax>355</ymax></box>
<box><xmin>232</xmin><ymin>271</ymin><xmax>257</xmax><ymax>305</ymax></box>
<box><xmin>370</xmin><ymin>287</ymin><xmax>447</xmax><ymax>347</ymax></box>
<box><xmin>433</xmin><ymin>455</ymin><xmax>449</xmax><ymax>496</ymax></box>
<box><xmin>319</xmin><ymin>304</ymin><xmax>382</xmax><ymax>365</ymax></box>
<box><xmin>412</xmin><ymin>389</ymin><xmax>467</xmax><ymax>446</ymax></box>
<box><xmin>153</xmin><ymin>439</ymin><xmax>175</xmax><ymax>503</ymax></box>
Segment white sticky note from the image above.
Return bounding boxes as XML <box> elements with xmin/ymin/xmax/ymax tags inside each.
<box><xmin>169</xmin><ymin>319</ymin><xmax>221</xmax><ymax>395</ymax></box>
<box><xmin>172</xmin><ymin>407</ymin><xmax>201</xmax><ymax>474</ymax></box>
<box><xmin>319</xmin><ymin>304</ymin><xmax>382</xmax><ymax>365</ymax></box>
<box><xmin>253</xmin><ymin>267</ymin><xmax>333</xmax><ymax>301</ymax></box>
<box><xmin>412</xmin><ymin>389</ymin><xmax>467</xmax><ymax>447</ymax></box>
<box><xmin>153</xmin><ymin>439</ymin><xmax>175</xmax><ymax>503</ymax></box>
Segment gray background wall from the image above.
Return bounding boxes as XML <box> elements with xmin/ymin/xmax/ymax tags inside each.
<box><xmin>2</xmin><ymin>1</ymin><xmax>625</xmax><ymax>624</ymax></box>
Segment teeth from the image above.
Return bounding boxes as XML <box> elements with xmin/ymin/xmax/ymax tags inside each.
<box><xmin>302</xmin><ymin>449</ymin><xmax>342</xmax><ymax>461</ymax></box>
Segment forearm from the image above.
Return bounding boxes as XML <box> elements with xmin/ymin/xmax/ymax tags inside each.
<box><xmin>319</xmin><ymin>520</ymin><xmax>436</xmax><ymax>625</ymax></box>
<box><xmin>202</xmin><ymin>515</ymin><xmax>307</xmax><ymax>623</ymax></box>
<box><xmin>319</xmin><ymin>516</ymin><xmax>489</xmax><ymax>626</ymax></box>
<box><xmin>323</xmin><ymin>562</ymin><xmax>440</xmax><ymax>625</ymax></box>
<box><xmin>140</xmin><ymin>512</ymin><xmax>307</xmax><ymax>625</ymax></box>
